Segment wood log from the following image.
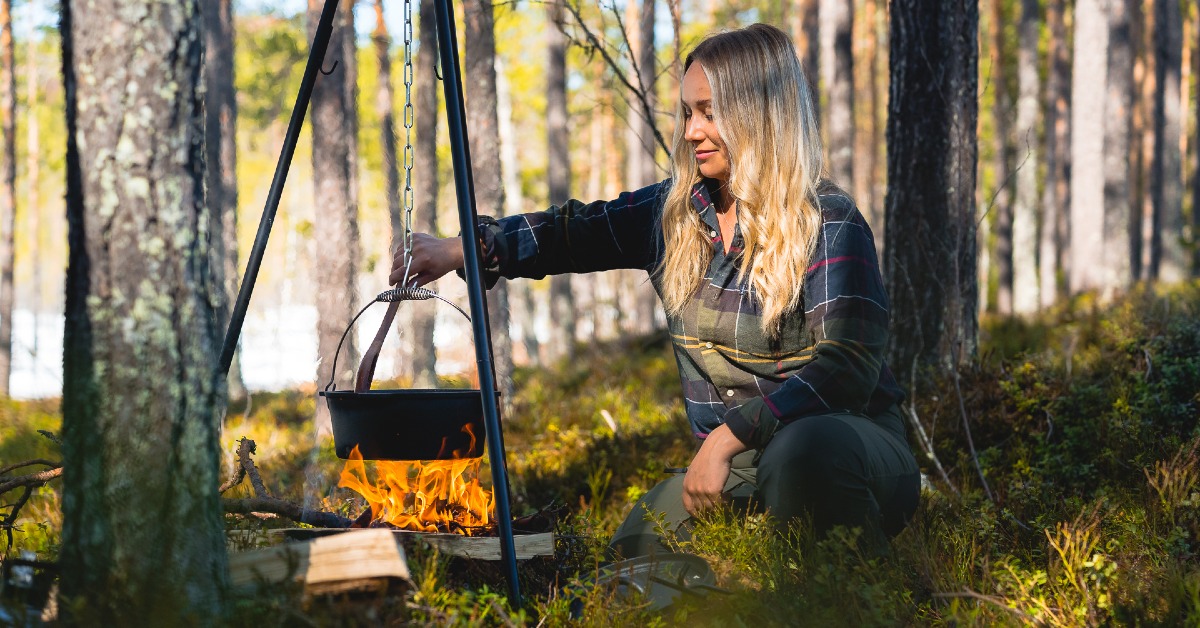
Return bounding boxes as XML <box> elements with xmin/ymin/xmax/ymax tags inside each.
<box><xmin>228</xmin><ymin>529</ymin><xmax>411</xmax><ymax>595</ymax></box>
<box><xmin>274</xmin><ymin>528</ymin><xmax>556</xmax><ymax>561</ymax></box>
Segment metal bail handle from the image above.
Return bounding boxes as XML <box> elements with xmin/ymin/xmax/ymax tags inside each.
<box><xmin>323</xmin><ymin>287</ymin><xmax>471</xmax><ymax>393</ymax></box>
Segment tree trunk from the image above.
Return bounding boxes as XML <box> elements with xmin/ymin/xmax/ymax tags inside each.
<box><xmin>884</xmin><ymin>0</ymin><xmax>979</xmax><ymax>377</ymax></box>
<box><xmin>1070</xmin><ymin>0</ymin><xmax>1109</xmax><ymax>294</ymax></box>
<box><xmin>0</xmin><ymin>0</ymin><xmax>14</xmax><ymax>397</ymax></box>
<box><xmin>413</xmin><ymin>0</ymin><xmax>438</xmax><ymax>387</ymax></box>
<box><xmin>1150</xmin><ymin>0</ymin><xmax>1185</xmax><ymax>281</ymax></box>
<box><xmin>496</xmin><ymin>55</ymin><xmax>541</xmax><ymax>366</ymax></box>
<box><xmin>309</xmin><ymin>0</ymin><xmax>360</xmax><ymax>435</ymax></box>
<box><xmin>59</xmin><ymin>0</ymin><xmax>227</xmax><ymax>621</ymax></box>
<box><xmin>1012</xmin><ymin>0</ymin><xmax>1040</xmax><ymax>313</ymax></box>
<box><xmin>1131</xmin><ymin>2</ymin><xmax>1150</xmax><ymax>281</ymax></box>
<box><xmin>1040</xmin><ymin>0</ymin><xmax>1071</xmax><ymax>308</ymax></box>
<box><xmin>204</xmin><ymin>0</ymin><xmax>246</xmax><ymax>404</ymax></box>
<box><xmin>821</xmin><ymin>0</ymin><xmax>854</xmax><ymax>189</ymax></box>
<box><xmin>797</xmin><ymin>0</ymin><xmax>820</xmax><ymax>122</ymax></box>
<box><xmin>1105</xmin><ymin>0</ymin><xmax>1135</xmax><ymax>291</ymax></box>
<box><xmin>464</xmin><ymin>0</ymin><xmax>513</xmax><ymax>402</ymax></box>
<box><xmin>1194</xmin><ymin>3</ymin><xmax>1200</xmax><ymax>277</ymax></box>
<box><xmin>988</xmin><ymin>0</ymin><xmax>1014</xmax><ymax>314</ymax></box>
<box><xmin>855</xmin><ymin>0</ymin><xmax>881</xmax><ymax>227</ymax></box>
<box><xmin>546</xmin><ymin>0</ymin><xmax>574</xmax><ymax>361</ymax></box>
<box><xmin>25</xmin><ymin>37</ymin><xmax>38</xmax><ymax>362</ymax></box>
<box><xmin>372</xmin><ymin>0</ymin><xmax>408</xmax><ymax>380</ymax></box>
<box><xmin>636</xmin><ymin>0</ymin><xmax>659</xmax><ymax>332</ymax></box>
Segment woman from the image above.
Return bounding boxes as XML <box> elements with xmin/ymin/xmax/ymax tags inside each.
<box><xmin>390</xmin><ymin>23</ymin><xmax>919</xmax><ymax>557</ymax></box>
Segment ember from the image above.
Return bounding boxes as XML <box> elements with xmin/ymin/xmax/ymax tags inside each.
<box><xmin>337</xmin><ymin>428</ymin><xmax>495</xmax><ymax>536</ymax></box>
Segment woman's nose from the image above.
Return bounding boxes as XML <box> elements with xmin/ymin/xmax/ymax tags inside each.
<box><xmin>684</xmin><ymin>117</ymin><xmax>704</xmax><ymax>142</ymax></box>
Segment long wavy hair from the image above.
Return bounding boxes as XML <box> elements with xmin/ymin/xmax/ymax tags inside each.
<box><xmin>657</xmin><ymin>23</ymin><xmax>826</xmax><ymax>337</ymax></box>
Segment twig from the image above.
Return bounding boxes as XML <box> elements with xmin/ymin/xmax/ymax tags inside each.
<box><xmin>559</xmin><ymin>0</ymin><xmax>671</xmax><ymax>158</ymax></box>
<box><xmin>901</xmin><ymin>404</ymin><xmax>959</xmax><ymax>496</ymax></box>
<box><xmin>236</xmin><ymin>437</ymin><xmax>270</xmax><ymax>496</ymax></box>
<box><xmin>950</xmin><ymin>365</ymin><xmax>995</xmax><ymax>504</ymax></box>
<box><xmin>223</xmin><ymin>497</ymin><xmax>351</xmax><ymax>529</ymax></box>
<box><xmin>3</xmin><ymin>486</ymin><xmax>35</xmax><ymax>554</ymax></box>
<box><xmin>0</xmin><ymin>466</ymin><xmax>63</xmax><ymax>496</ymax></box>
<box><xmin>0</xmin><ymin>459</ymin><xmax>59</xmax><ymax>477</ymax></box>
<box><xmin>37</xmin><ymin>430</ymin><xmax>61</xmax><ymax>446</ymax></box>
<box><xmin>933</xmin><ymin>589</ymin><xmax>1035</xmax><ymax>621</ymax></box>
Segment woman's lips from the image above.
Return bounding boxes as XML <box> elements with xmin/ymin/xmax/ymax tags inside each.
<box><xmin>696</xmin><ymin>150</ymin><xmax>717</xmax><ymax>160</ymax></box>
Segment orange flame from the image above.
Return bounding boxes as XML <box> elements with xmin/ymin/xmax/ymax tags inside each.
<box><xmin>337</xmin><ymin>426</ymin><xmax>494</xmax><ymax>536</ymax></box>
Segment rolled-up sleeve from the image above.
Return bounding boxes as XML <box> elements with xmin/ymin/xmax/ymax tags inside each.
<box><xmin>722</xmin><ymin>207</ymin><xmax>890</xmax><ymax>449</ymax></box>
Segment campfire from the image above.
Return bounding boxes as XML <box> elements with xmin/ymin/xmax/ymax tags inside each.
<box><xmin>337</xmin><ymin>429</ymin><xmax>495</xmax><ymax>536</ymax></box>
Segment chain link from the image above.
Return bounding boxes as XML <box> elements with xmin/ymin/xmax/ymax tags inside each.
<box><xmin>400</xmin><ymin>0</ymin><xmax>417</xmax><ymax>286</ymax></box>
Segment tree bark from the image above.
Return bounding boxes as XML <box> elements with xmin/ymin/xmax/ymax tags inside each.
<box><xmin>204</xmin><ymin>0</ymin><xmax>246</xmax><ymax>404</ymax></box>
<box><xmin>1105</xmin><ymin>0</ymin><xmax>1135</xmax><ymax>291</ymax></box>
<box><xmin>546</xmin><ymin>0</ymin><xmax>574</xmax><ymax>361</ymax></box>
<box><xmin>821</xmin><ymin>0</ymin><xmax>854</xmax><ymax>189</ymax></box>
<box><xmin>884</xmin><ymin>0</ymin><xmax>979</xmax><ymax>377</ymax></box>
<box><xmin>59</xmin><ymin>0</ymin><xmax>227</xmax><ymax>621</ymax></box>
<box><xmin>464</xmin><ymin>0</ymin><xmax>513</xmax><ymax>402</ymax></box>
<box><xmin>309</xmin><ymin>0</ymin><xmax>360</xmax><ymax>435</ymax></box>
<box><xmin>635</xmin><ymin>0</ymin><xmax>659</xmax><ymax>333</ymax></box>
<box><xmin>25</xmin><ymin>37</ymin><xmax>38</xmax><ymax>361</ymax></box>
<box><xmin>1040</xmin><ymin>0</ymin><xmax>1071</xmax><ymax>308</ymax></box>
<box><xmin>1012</xmin><ymin>0</ymin><xmax>1040</xmax><ymax>313</ymax></box>
<box><xmin>372</xmin><ymin>0</ymin><xmax>407</xmax><ymax>380</ymax></box>
<box><xmin>988</xmin><ymin>0</ymin><xmax>1014</xmax><ymax>314</ymax></box>
<box><xmin>1150</xmin><ymin>0</ymin><xmax>1185</xmax><ymax>281</ymax></box>
<box><xmin>413</xmin><ymin>0</ymin><xmax>438</xmax><ymax>387</ymax></box>
<box><xmin>0</xmin><ymin>0</ymin><xmax>14</xmax><ymax>396</ymax></box>
<box><xmin>797</xmin><ymin>0</ymin><xmax>820</xmax><ymax>123</ymax></box>
<box><xmin>1070</xmin><ymin>0</ymin><xmax>1109</xmax><ymax>294</ymax></box>
<box><xmin>1194</xmin><ymin>2</ymin><xmax>1200</xmax><ymax>277</ymax></box>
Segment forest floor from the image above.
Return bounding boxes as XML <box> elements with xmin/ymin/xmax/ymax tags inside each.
<box><xmin>4</xmin><ymin>282</ymin><xmax>1200</xmax><ymax>626</ymax></box>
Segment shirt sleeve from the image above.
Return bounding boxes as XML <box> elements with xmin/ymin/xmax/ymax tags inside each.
<box><xmin>461</xmin><ymin>180</ymin><xmax>669</xmax><ymax>288</ymax></box>
<box><xmin>721</xmin><ymin>203</ymin><xmax>890</xmax><ymax>449</ymax></box>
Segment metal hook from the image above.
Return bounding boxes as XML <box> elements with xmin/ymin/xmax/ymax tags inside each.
<box><xmin>434</xmin><ymin>60</ymin><xmax>442</xmax><ymax>81</ymax></box>
<box><xmin>320</xmin><ymin>59</ymin><xmax>339</xmax><ymax>75</ymax></box>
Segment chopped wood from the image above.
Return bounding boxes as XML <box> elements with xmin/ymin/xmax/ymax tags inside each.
<box><xmin>276</xmin><ymin>528</ymin><xmax>555</xmax><ymax>561</ymax></box>
<box><xmin>228</xmin><ymin>528</ymin><xmax>411</xmax><ymax>595</ymax></box>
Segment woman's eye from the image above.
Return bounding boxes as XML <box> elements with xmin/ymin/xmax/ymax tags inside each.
<box><xmin>705</xmin><ymin>114</ymin><xmax>714</xmax><ymax>121</ymax></box>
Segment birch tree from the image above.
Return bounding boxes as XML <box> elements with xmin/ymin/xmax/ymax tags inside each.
<box><xmin>1012</xmin><ymin>0</ymin><xmax>1040</xmax><ymax>312</ymax></box>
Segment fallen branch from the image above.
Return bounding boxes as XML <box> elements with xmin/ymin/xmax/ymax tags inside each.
<box><xmin>220</xmin><ymin>437</ymin><xmax>350</xmax><ymax>529</ymax></box>
<box><xmin>0</xmin><ymin>459</ymin><xmax>59</xmax><ymax>477</ymax></box>
<box><xmin>901</xmin><ymin>403</ymin><xmax>959</xmax><ymax>496</ymax></box>
<box><xmin>933</xmin><ymin>589</ymin><xmax>1035</xmax><ymax>621</ymax></box>
<box><xmin>224</xmin><ymin>497</ymin><xmax>350</xmax><ymax>529</ymax></box>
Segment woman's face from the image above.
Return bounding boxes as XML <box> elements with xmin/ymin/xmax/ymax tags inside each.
<box><xmin>681</xmin><ymin>63</ymin><xmax>730</xmax><ymax>182</ymax></box>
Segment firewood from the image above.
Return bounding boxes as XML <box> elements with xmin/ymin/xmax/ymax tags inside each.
<box><xmin>229</xmin><ymin>528</ymin><xmax>412</xmax><ymax>595</ymax></box>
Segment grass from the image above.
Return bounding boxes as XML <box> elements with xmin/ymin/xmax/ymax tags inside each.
<box><xmin>5</xmin><ymin>281</ymin><xmax>1200</xmax><ymax>624</ymax></box>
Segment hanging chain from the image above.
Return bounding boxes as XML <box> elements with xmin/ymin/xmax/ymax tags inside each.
<box><xmin>400</xmin><ymin>0</ymin><xmax>417</xmax><ymax>287</ymax></box>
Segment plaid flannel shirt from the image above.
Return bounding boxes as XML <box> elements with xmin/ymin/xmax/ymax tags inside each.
<box><xmin>471</xmin><ymin>178</ymin><xmax>904</xmax><ymax>450</ymax></box>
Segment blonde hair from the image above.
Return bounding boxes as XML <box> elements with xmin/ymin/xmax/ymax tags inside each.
<box><xmin>657</xmin><ymin>23</ymin><xmax>826</xmax><ymax>337</ymax></box>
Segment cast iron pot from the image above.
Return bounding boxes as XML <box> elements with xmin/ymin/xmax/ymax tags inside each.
<box><xmin>319</xmin><ymin>292</ymin><xmax>494</xmax><ymax>461</ymax></box>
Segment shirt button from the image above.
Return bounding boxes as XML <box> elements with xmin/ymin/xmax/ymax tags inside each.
<box><xmin>705</xmin><ymin>342</ymin><xmax>713</xmax><ymax>349</ymax></box>
<box><xmin>709</xmin><ymin>230</ymin><xmax>717</xmax><ymax>238</ymax></box>
<box><xmin>726</xmin><ymin>389</ymin><xmax>735</xmax><ymax>397</ymax></box>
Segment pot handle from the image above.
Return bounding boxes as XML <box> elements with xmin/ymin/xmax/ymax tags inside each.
<box><xmin>324</xmin><ymin>287</ymin><xmax>472</xmax><ymax>393</ymax></box>
<box><xmin>354</xmin><ymin>300</ymin><xmax>400</xmax><ymax>393</ymax></box>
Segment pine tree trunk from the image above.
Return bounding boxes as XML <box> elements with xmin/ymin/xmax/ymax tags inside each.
<box><xmin>1012</xmin><ymin>0</ymin><xmax>1040</xmax><ymax>313</ymax></box>
<box><xmin>1131</xmin><ymin>3</ymin><xmax>1150</xmax><ymax>281</ymax></box>
<box><xmin>1040</xmin><ymin>0</ymin><xmax>1071</xmax><ymax>308</ymax></box>
<box><xmin>25</xmin><ymin>37</ymin><xmax>38</xmax><ymax>361</ymax></box>
<box><xmin>413</xmin><ymin>0</ymin><xmax>438</xmax><ymax>386</ymax></box>
<box><xmin>821</xmin><ymin>0</ymin><xmax>854</xmax><ymax>189</ymax></box>
<box><xmin>798</xmin><ymin>0</ymin><xmax>820</xmax><ymax>122</ymax></box>
<box><xmin>989</xmin><ymin>0</ymin><xmax>1014</xmax><ymax>314</ymax></box>
<box><xmin>884</xmin><ymin>0</ymin><xmax>979</xmax><ymax>377</ymax></box>
<box><xmin>204</xmin><ymin>0</ymin><xmax>245</xmax><ymax>404</ymax></box>
<box><xmin>309</xmin><ymin>0</ymin><xmax>360</xmax><ymax>434</ymax></box>
<box><xmin>59</xmin><ymin>0</ymin><xmax>227</xmax><ymax>620</ymax></box>
<box><xmin>1150</xmin><ymin>0</ymin><xmax>1185</xmax><ymax>281</ymax></box>
<box><xmin>372</xmin><ymin>0</ymin><xmax>408</xmax><ymax>380</ymax></box>
<box><xmin>1105</xmin><ymin>0</ymin><xmax>1135</xmax><ymax>291</ymax></box>
<box><xmin>1194</xmin><ymin>4</ymin><xmax>1200</xmax><ymax>277</ymax></box>
<box><xmin>464</xmin><ymin>0</ymin><xmax>513</xmax><ymax>401</ymax></box>
<box><xmin>636</xmin><ymin>0</ymin><xmax>659</xmax><ymax>332</ymax></box>
<box><xmin>547</xmin><ymin>0</ymin><xmax>575</xmax><ymax>361</ymax></box>
<box><xmin>0</xmin><ymin>0</ymin><xmax>14</xmax><ymax>396</ymax></box>
<box><xmin>1070</xmin><ymin>0</ymin><xmax>1109</xmax><ymax>294</ymax></box>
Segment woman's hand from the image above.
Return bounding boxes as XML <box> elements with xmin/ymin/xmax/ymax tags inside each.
<box><xmin>389</xmin><ymin>233</ymin><xmax>465</xmax><ymax>287</ymax></box>
<box><xmin>682</xmin><ymin>424</ymin><xmax>751</xmax><ymax>515</ymax></box>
